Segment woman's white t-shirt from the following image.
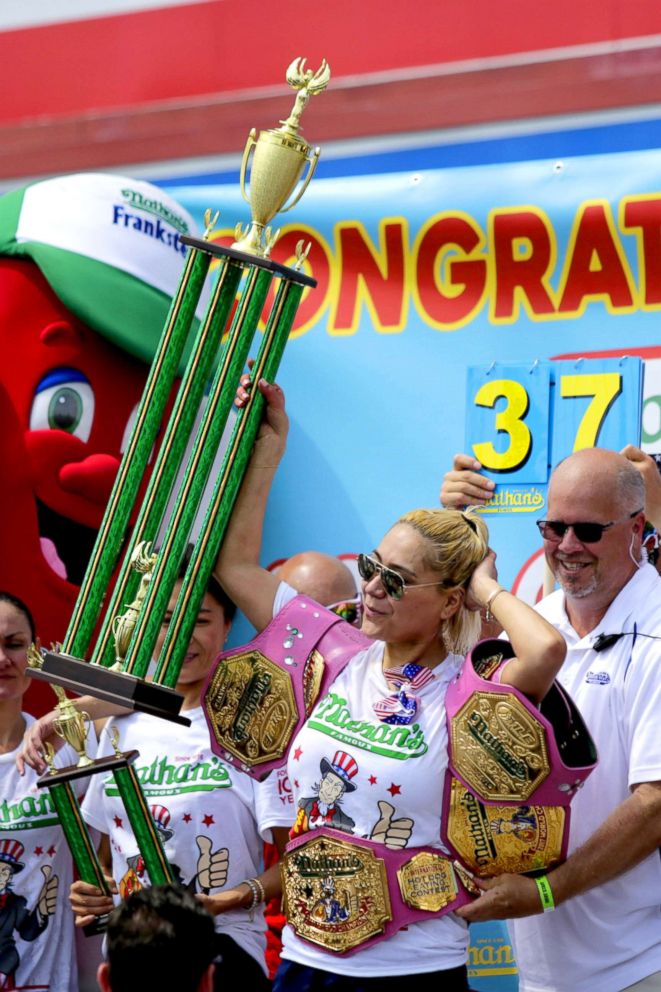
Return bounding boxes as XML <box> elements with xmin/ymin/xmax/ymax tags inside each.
<box><xmin>0</xmin><ymin>714</ymin><xmax>78</xmax><ymax>991</ymax></box>
<box><xmin>274</xmin><ymin>583</ymin><xmax>468</xmax><ymax>977</ymax></box>
<box><xmin>82</xmin><ymin>705</ymin><xmax>284</xmax><ymax>972</ymax></box>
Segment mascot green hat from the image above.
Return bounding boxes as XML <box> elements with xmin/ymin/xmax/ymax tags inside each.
<box><xmin>0</xmin><ymin>172</ymin><xmax>205</xmax><ymax>364</ymax></box>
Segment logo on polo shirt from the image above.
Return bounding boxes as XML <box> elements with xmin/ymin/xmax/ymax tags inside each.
<box><xmin>585</xmin><ymin>671</ymin><xmax>610</xmax><ymax>685</ymax></box>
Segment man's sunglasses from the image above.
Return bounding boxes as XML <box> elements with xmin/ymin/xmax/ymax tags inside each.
<box><xmin>328</xmin><ymin>596</ymin><xmax>362</xmax><ymax>625</ymax></box>
<box><xmin>357</xmin><ymin>553</ymin><xmax>444</xmax><ymax>601</ymax></box>
<box><xmin>536</xmin><ymin>509</ymin><xmax>643</xmax><ymax>545</ymax></box>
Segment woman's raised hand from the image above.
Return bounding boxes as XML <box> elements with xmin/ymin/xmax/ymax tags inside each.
<box><xmin>465</xmin><ymin>548</ymin><xmax>499</xmax><ymax>612</ymax></box>
<box><xmin>236</xmin><ymin>361</ymin><xmax>289</xmax><ymax>466</ymax></box>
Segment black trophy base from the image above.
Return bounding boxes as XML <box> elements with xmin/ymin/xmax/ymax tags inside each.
<box><xmin>36</xmin><ymin>750</ymin><xmax>139</xmax><ymax>788</ymax></box>
<box><xmin>83</xmin><ymin>913</ymin><xmax>109</xmax><ymax>937</ymax></box>
<box><xmin>31</xmin><ymin>652</ymin><xmax>191</xmax><ymax>727</ymax></box>
<box><xmin>181</xmin><ymin>235</ymin><xmax>318</xmax><ymax>288</ymax></box>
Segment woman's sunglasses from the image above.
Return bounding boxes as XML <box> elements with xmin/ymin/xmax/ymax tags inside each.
<box><xmin>536</xmin><ymin>509</ymin><xmax>643</xmax><ymax>545</ymax></box>
<box><xmin>357</xmin><ymin>553</ymin><xmax>444</xmax><ymax>601</ymax></box>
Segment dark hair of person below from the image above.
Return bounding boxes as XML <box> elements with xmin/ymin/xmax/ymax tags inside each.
<box><xmin>179</xmin><ymin>544</ymin><xmax>237</xmax><ymax>623</ymax></box>
<box><xmin>0</xmin><ymin>590</ymin><xmax>36</xmax><ymax>641</ymax></box>
<box><xmin>105</xmin><ymin>885</ymin><xmax>217</xmax><ymax>992</ymax></box>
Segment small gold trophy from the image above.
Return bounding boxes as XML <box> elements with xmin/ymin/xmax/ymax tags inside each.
<box><xmin>233</xmin><ymin>57</ymin><xmax>331</xmax><ymax>256</ymax></box>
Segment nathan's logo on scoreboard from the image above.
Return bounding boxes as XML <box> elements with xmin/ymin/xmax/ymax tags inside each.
<box><xmin>474</xmin><ymin>487</ymin><xmax>544</xmax><ymax>514</ymax></box>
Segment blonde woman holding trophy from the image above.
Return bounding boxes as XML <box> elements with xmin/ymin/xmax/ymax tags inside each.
<box><xmin>205</xmin><ymin>377</ymin><xmax>593</xmax><ymax>992</ymax></box>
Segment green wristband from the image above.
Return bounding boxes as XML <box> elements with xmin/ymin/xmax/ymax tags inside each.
<box><xmin>535</xmin><ymin>875</ymin><xmax>555</xmax><ymax>913</ymax></box>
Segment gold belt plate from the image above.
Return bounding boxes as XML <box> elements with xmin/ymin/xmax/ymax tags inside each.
<box><xmin>397</xmin><ymin>852</ymin><xmax>458</xmax><ymax>912</ymax></box>
<box><xmin>205</xmin><ymin>650</ymin><xmax>305</xmax><ymax>766</ymax></box>
<box><xmin>451</xmin><ymin>690</ymin><xmax>551</xmax><ymax>801</ymax></box>
<box><xmin>446</xmin><ymin>777</ymin><xmax>566</xmax><ymax>876</ymax></box>
<box><xmin>282</xmin><ymin>834</ymin><xmax>392</xmax><ymax>953</ymax></box>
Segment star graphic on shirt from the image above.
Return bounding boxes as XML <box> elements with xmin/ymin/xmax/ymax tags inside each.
<box><xmin>47</xmin><ymin>845</ymin><xmax>57</xmax><ymax>857</ymax></box>
<box><xmin>34</xmin><ymin>847</ymin><xmax>43</xmax><ymax>856</ymax></box>
<box><xmin>182</xmin><ymin>813</ymin><xmax>192</xmax><ymax>823</ymax></box>
<box><xmin>387</xmin><ymin>783</ymin><xmax>401</xmax><ymax>797</ymax></box>
<box><xmin>202</xmin><ymin>814</ymin><xmax>215</xmax><ymax>827</ymax></box>
<box><xmin>114</xmin><ymin>815</ymin><xmax>123</xmax><ymax>828</ymax></box>
<box><xmin>293</xmin><ymin>746</ymin><xmax>303</xmax><ymax>761</ymax></box>
<box><xmin>368</xmin><ymin>775</ymin><xmax>377</xmax><ymax>785</ymax></box>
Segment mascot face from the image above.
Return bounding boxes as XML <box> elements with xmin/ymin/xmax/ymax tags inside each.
<box><xmin>0</xmin><ymin>258</ymin><xmax>147</xmax><ymax>586</ymax></box>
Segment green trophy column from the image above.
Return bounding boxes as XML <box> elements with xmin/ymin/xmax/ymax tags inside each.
<box><xmin>91</xmin><ymin>254</ymin><xmax>245</xmax><ymax>670</ymax></box>
<box><xmin>156</xmin><ymin>274</ymin><xmax>304</xmax><ymax>687</ymax></box>
<box><xmin>121</xmin><ymin>262</ymin><xmax>275</xmax><ymax>681</ymax></box>
<box><xmin>112</xmin><ymin>760</ymin><xmax>175</xmax><ymax>886</ymax></box>
<box><xmin>63</xmin><ymin>241</ymin><xmax>211</xmax><ymax>660</ymax></box>
<box><xmin>47</xmin><ymin>780</ymin><xmax>110</xmax><ymax>893</ymax></box>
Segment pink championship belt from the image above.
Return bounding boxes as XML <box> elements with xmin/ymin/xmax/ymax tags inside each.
<box><xmin>442</xmin><ymin>638</ymin><xmax>598</xmax><ymax>877</ymax></box>
<box><xmin>202</xmin><ymin>595</ymin><xmax>372</xmax><ymax>780</ymax></box>
<box><xmin>282</xmin><ymin>827</ymin><xmax>473</xmax><ymax>956</ymax></box>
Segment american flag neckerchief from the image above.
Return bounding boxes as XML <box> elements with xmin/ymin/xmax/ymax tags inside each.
<box><xmin>373</xmin><ymin>662</ymin><xmax>435</xmax><ymax>725</ymax></box>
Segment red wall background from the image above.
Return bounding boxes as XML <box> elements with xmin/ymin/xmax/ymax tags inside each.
<box><xmin>3</xmin><ymin>0</ymin><xmax>661</xmax><ymax>178</ymax></box>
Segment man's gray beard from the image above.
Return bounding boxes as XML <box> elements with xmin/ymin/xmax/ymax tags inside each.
<box><xmin>557</xmin><ymin>573</ymin><xmax>599</xmax><ymax>599</ymax></box>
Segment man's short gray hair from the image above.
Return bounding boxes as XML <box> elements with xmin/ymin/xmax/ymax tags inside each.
<box><xmin>615</xmin><ymin>460</ymin><xmax>645</xmax><ymax>515</ymax></box>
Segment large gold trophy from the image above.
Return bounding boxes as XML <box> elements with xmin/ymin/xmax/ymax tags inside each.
<box><xmin>233</xmin><ymin>57</ymin><xmax>329</xmax><ymax>256</ymax></box>
<box><xmin>28</xmin><ymin>57</ymin><xmax>330</xmax><ymax>928</ymax></box>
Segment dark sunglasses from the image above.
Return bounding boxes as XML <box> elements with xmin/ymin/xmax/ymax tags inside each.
<box><xmin>328</xmin><ymin>596</ymin><xmax>362</xmax><ymax>625</ymax></box>
<box><xmin>536</xmin><ymin>509</ymin><xmax>643</xmax><ymax>545</ymax></box>
<box><xmin>357</xmin><ymin>553</ymin><xmax>444</xmax><ymax>601</ymax></box>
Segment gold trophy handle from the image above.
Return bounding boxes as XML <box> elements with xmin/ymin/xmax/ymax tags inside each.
<box><xmin>238</xmin><ymin>129</ymin><xmax>258</xmax><ymax>206</ymax></box>
<box><xmin>53</xmin><ymin>719</ymin><xmax>67</xmax><ymax>744</ymax></box>
<box><xmin>280</xmin><ymin>146</ymin><xmax>320</xmax><ymax>214</ymax></box>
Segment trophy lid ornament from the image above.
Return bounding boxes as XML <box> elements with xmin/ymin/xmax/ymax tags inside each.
<box><xmin>232</xmin><ymin>57</ymin><xmax>331</xmax><ymax>258</ymax></box>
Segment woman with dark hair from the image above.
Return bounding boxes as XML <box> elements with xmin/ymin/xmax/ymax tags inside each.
<box><xmin>64</xmin><ymin>575</ymin><xmax>288</xmax><ymax>991</ymax></box>
<box><xmin>0</xmin><ymin>590</ymin><xmax>79</xmax><ymax>990</ymax></box>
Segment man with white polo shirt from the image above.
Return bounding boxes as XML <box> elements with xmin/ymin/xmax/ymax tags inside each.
<box><xmin>445</xmin><ymin>447</ymin><xmax>661</xmax><ymax>992</ymax></box>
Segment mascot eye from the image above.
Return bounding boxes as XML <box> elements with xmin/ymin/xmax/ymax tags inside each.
<box><xmin>120</xmin><ymin>404</ymin><xmax>140</xmax><ymax>454</ymax></box>
<box><xmin>30</xmin><ymin>370</ymin><xmax>95</xmax><ymax>442</ymax></box>
<box><xmin>121</xmin><ymin>404</ymin><xmax>156</xmax><ymax>464</ymax></box>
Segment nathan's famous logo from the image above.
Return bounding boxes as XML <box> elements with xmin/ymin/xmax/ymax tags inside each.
<box><xmin>0</xmin><ymin>793</ymin><xmax>59</xmax><ymax>830</ymax></box>
<box><xmin>113</xmin><ymin>189</ymin><xmax>189</xmax><ymax>256</ymax></box>
<box><xmin>291</xmin><ymin>850</ymin><xmax>364</xmax><ymax>879</ymax></box>
<box><xmin>104</xmin><ymin>754</ymin><xmax>233</xmax><ymax>797</ymax></box>
<box><xmin>474</xmin><ymin>487</ymin><xmax>545</xmax><ymax>514</ymax></box>
<box><xmin>459</xmin><ymin>790</ymin><xmax>498</xmax><ymax>869</ymax></box>
<box><xmin>309</xmin><ymin>691</ymin><xmax>428</xmax><ymax>760</ymax></box>
<box><xmin>467</xmin><ymin>711</ymin><xmax>528</xmax><ymax>781</ymax></box>
<box><xmin>121</xmin><ymin>187</ymin><xmax>190</xmax><ymax>233</ymax></box>
<box><xmin>209</xmin><ymin>195</ymin><xmax>661</xmax><ymax>337</ymax></box>
<box><xmin>231</xmin><ymin>669</ymin><xmax>272</xmax><ymax>744</ymax></box>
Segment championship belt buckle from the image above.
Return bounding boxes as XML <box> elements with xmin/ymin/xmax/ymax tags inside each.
<box><xmin>204</xmin><ymin>647</ymin><xmax>324</xmax><ymax>770</ymax></box>
<box><xmin>282</xmin><ymin>832</ymin><xmax>392</xmax><ymax>954</ymax></box>
<box><xmin>396</xmin><ymin>851</ymin><xmax>458</xmax><ymax>912</ymax></box>
<box><xmin>451</xmin><ymin>690</ymin><xmax>552</xmax><ymax>802</ymax></box>
<box><xmin>282</xmin><ymin>830</ymin><xmax>469</xmax><ymax>955</ymax></box>
<box><xmin>444</xmin><ymin>776</ymin><xmax>566</xmax><ymax>876</ymax></box>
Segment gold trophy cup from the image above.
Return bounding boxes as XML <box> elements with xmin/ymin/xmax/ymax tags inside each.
<box><xmin>233</xmin><ymin>57</ymin><xmax>331</xmax><ymax>257</ymax></box>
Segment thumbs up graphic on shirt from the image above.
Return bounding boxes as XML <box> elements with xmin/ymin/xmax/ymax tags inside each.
<box><xmin>195</xmin><ymin>835</ymin><xmax>229</xmax><ymax>891</ymax></box>
<box><xmin>370</xmin><ymin>800</ymin><xmax>414</xmax><ymax>849</ymax></box>
<box><xmin>37</xmin><ymin>864</ymin><xmax>59</xmax><ymax>918</ymax></box>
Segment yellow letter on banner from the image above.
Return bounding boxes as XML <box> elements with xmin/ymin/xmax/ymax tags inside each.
<box><xmin>559</xmin><ymin>373</ymin><xmax>622</xmax><ymax>450</ymax></box>
<box><xmin>472</xmin><ymin>378</ymin><xmax>532</xmax><ymax>471</ymax></box>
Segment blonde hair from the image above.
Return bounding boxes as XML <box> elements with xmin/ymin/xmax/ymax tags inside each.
<box><xmin>397</xmin><ymin>508</ymin><xmax>489</xmax><ymax>656</ymax></box>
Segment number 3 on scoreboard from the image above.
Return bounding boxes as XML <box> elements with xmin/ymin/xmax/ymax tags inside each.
<box><xmin>472</xmin><ymin>378</ymin><xmax>532</xmax><ymax>472</ymax></box>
